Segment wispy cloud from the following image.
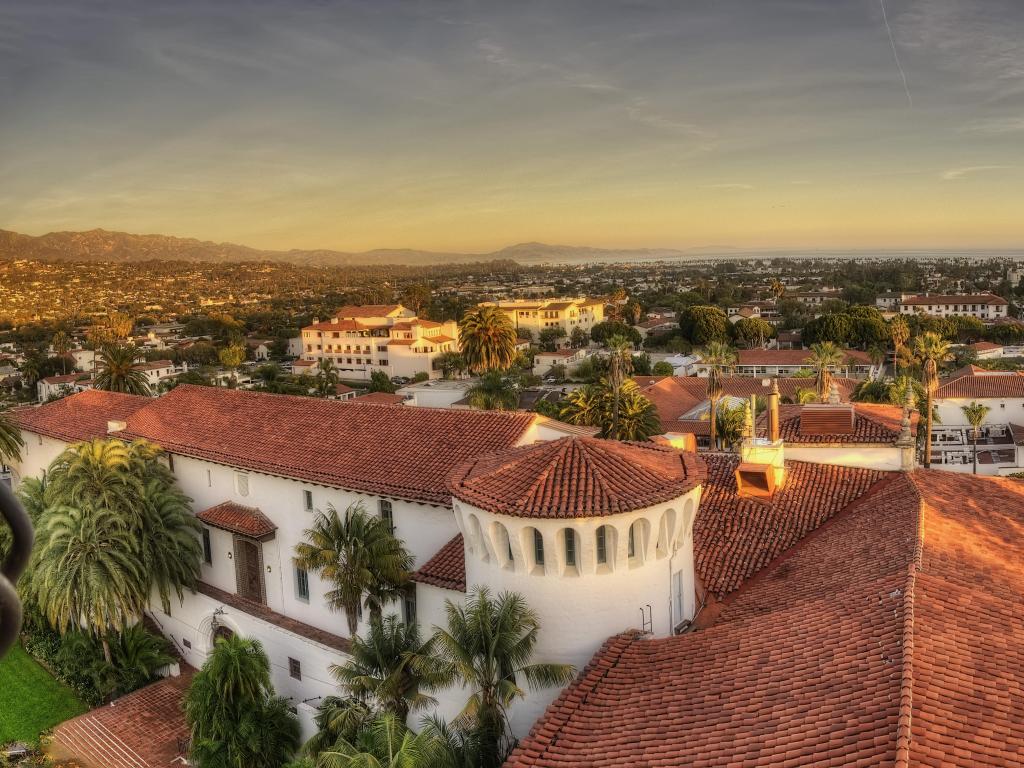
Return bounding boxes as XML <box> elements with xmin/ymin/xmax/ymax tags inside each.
<box><xmin>961</xmin><ymin>116</ymin><xmax>1024</xmax><ymax>134</ymax></box>
<box><xmin>706</xmin><ymin>183</ymin><xmax>754</xmax><ymax>190</ymax></box>
<box><xmin>940</xmin><ymin>165</ymin><xmax>1011</xmax><ymax>180</ymax></box>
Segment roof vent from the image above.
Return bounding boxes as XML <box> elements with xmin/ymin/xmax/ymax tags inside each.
<box><xmin>799</xmin><ymin>405</ymin><xmax>855</xmax><ymax>436</ymax></box>
<box><xmin>107</xmin><ymin>420</ymin><xmax>127</xmax><ymax>434</ymax></box>
<box><xmin>735</xmin><ymin>462</ymin><xmax>778</xmax><ymax>500</ymax></box>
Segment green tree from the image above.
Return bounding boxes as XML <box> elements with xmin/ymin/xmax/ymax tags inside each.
<box><xmin>369</xmin><ymin>370</ymin><xmax>397</xmax><ymax>393</ymax></box>
<box><xmin>434</xmin><ymin>351</ymin><xmax>466</xmax><ymax>379</ymax></box>
<box><xmin>714</xmin><ymin>402</ymin><xmax>748</xmax><ymax>452</ymax></box>
<box><xmin>466</xmin><ymin>371</ymin><xmax>520</xmax><ymax>411</ymax></box>
<box><xmin>429</xmin><ymin>588</ymin><xmax>576</xmax><ymax>768</ymax></box>
<box><xmin>890</xmin><ymin>316</ymin><xmax>910</xmax><ymax>375</ymax></box>
<box><xmin>311</xmin><ymin>713</ymin><xmax>442</xmax><ymax>768</ymax></box>
<box><xmin>316</xmin><ymin>358</ymin><xmax>340</xmax><ymax>397</ymax></box>
<box><xmin>912</xmin><ymin>332</ymin><xmax>952</xmax><ymax>468</ymax></box>
<box><xmin>218</xmin><ymin>342</ymin><xmax>246</xmax><ymax>386</ymax></box>
<box><xmin>679</xmin><ymin>306</ymin><xmax>730</xmax><ymax>346</ymax></box>
<box><xmin>294</xmin><ymin>503</ymin><xmax>413</xmax><ymax>636</ymax></box>
<box><xmin>458</xmin><ymin>307</ymin><xmax>518</xmax><ymax>373</ymax></box>
<box><xmin>604</xmin><ymin>380</ymin><xmax>661</xmax><ymax>440</ymax></box>
<box><xmin>605</xmin><ymin>335</ymin><xmax>634</xmax><ymax>438</ymax></box>
<box><xmin>652</xmin><ymin>361</ymin><xmax>674</xmax><ymax>376</ymax></box>
<box><xmin>35</xmin><ymin>505</ymin><xmax>146</xmax><ymax>663</ymax></box>
<box><xmin>0</xmin><ymin>408</ymin><xmax>24</xmax><ymax>466</ymax></box>
<box><xmin>537</xmin><ymin>327</ymin><xmax>566</xmax><ymax>352</ymax></box>
<box><xmin>94</xmin><ymin>344</ymin><xmax>150</xmax><ymax>396</ymax></box>
<box><xmin>569</xmin><ymin>326</ymin><xmax>588</xmax><ymax>349</ymax></box>
<box><xmin>185</xmin><ymin>635</ymin><xmax>301</xmax><ymax>768</ymax></box>
<box><xmin>700</xmin><ymin>341</ymin><xmax>736</xmax><ymax>451</ymax></box>
<box><xmin>331</xmin><ymin>615</ymin><xmax>445</xmax><ymax>722</ymax></box>
<box><xmin>558</xmin><ymin>385</ymin><xmax>603</xmax><ymax>427</ymax></box>
<box><xmin>807</xmin><ymin>341</ymin><xmax>845</xmax><ymax>402</ymax></box>
<box><xmin>732</xmin><ymin>317</ymin><xmax>775</xmax><ymax>349</ymax></box>
<box><xmin>961</xmin><ymin>401</ymin><xmax>991</xmax><ymax>475</ymax></box>
<box><xmin>589</xmin><ymin>321</ymin><xmax>641</xmax><ymax>347</ymax></box>
<box><xmin>303</xmin><ymin>697</ymin><xmax>374</xmax><ymax>760</ymax></box>
<box><xmin>802</xmin><ymin>314</ymin><xmax>853</xmax><ymax>347</ymax></box>
<box><xmin>52</xmin><ymin>329</ymin><xmax>72</xmax><ymax>374</ymax></box>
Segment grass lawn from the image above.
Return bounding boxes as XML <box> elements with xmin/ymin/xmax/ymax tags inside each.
<box><xmin>0</xmin><ymin>643</ymin><xmax>88</xmax><ymax>745</ymax></box>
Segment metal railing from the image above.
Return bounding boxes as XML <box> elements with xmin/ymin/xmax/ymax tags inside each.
<box><xmin>0</xmin><ymin>481</ymin><xmax>33</xmax><ymax>658</ymax></box>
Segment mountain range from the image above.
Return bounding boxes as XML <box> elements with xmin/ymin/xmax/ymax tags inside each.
<box><xmin>0</xmin><ymin>228</ymin><xmax>724</xmax><ymax>267</ymax></box>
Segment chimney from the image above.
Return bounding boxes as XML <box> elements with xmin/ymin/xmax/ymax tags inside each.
<box><xmin>107</xmin><ymin>420</ymin><xmax>127</xmax><ymax>434</ymax></box>
<box><xmin>767</xmin><ymin>379</ymin><xmax>780</xmax><ymax>443</ymax></box>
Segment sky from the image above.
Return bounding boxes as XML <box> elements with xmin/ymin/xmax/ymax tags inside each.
<box><xmin>1</xmin><ymin>0</ymin><xmax>1023</xmax><ymax>253</ymax></box>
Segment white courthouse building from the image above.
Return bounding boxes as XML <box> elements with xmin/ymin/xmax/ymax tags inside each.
<box><xmin>480</xmin><ymin>298</ymin><xmax>605</xmax><ymax>340</ymax></box>
<box><xmin>897</xmin><ymin>293</ymin><xmax>1008</xmax><ymax>320</ymax></box>
<box><xmin>301</xmin><ymin>304</ymin><xmax>459</xmax><ymax>382</ymax></box>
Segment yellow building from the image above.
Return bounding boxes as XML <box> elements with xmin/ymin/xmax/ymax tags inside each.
<box><xmin>481</xmin><ymin>298</ymin><xmax>605</xmax><ymax>340</ymax></box>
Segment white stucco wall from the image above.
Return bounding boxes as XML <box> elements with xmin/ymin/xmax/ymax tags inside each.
<box><xmin>936</xmin><ymin>397</ymin><xmax>1024</xmax><ymax>428</ymax></box>
<box><xmin>783</xmin><ymin>443</ymin><xmax>906</xmax><ymax>471</ymax></box>
<box><xmin>451</xmin><ymin>487</ymin><xmax>701</xmax><ymax>735</ymax></box>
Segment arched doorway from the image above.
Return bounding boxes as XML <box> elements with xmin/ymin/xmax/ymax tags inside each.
<box><xmin>212</xmin><ymin>624</ymin><xmax>234</xmax><ymax>645</ymax></box>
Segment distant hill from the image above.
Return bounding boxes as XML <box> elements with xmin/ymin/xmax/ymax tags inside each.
<box><xmin>0</xmin><ymin>228</ymin><xmax>720</xmax><ymax>267</ymax></box>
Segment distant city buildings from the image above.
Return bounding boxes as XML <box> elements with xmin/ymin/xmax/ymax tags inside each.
<box><xmin>480</xmin><ymin>297</ymin><xmax>605</xmax><ymax>340</ymax></box>
<box><xmin>897</xmin><ymin>293</ymin><xmax>1008</xmax><ymax>320</ymax></box>
<box><xmin>300</xmin><ymin>304</ymin><xmax>459</xmax><ymax>381</ymax></box>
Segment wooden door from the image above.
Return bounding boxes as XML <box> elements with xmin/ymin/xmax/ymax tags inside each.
<box><xmin>235</xmin><ymin>538</ymin><xmax>265</xmax><ymax>604</ymax></box>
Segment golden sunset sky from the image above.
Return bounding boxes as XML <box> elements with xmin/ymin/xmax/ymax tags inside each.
<box><xmin>1</xmin><ymin>0</ymin><xmax>1022</xmax><ymax>253</ymax></box>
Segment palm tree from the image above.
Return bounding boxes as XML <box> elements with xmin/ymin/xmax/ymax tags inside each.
<box><xmin>137</xmin><ymin>477</ymin><xmax>202</xmax><ymax>614</ymax></box>
<box><xmin>603</xmin><ymin>380</ymin><xmax>660</xmax><ymax>441</ymax></box>
<box><xmin>429</xmin><ymin>587</ymin><xmax>576</xmax><ymax>768</ymax></box>
<box><xmin>34</xmin><ymin>505</ymin><xmax>147</xmax><ymax>662</ymax></box>
<box><xmin>331</xmin><ymin>615</ymin><xmax>445</xmax><ymax>722</ymax></box>
<box><xmin>913</xmin><ymin>332</ymin><xmax>952</xmax><ymax>468</ymax></box>
<box><xmin>312</xmin><ymin>713</ymin><xmax>442</xmax><ymax>768</ymax></box>
<box><xmin>52</xmin><ymin>330</ymin><xmax>72</xmax><ymax>374</ymax></box>
<box><xmin>465</xmin><ymin>371</ymin><xmax>520</xmax><ymax>411</ymax></box>
<box><xmin>46</xmin><ymin>438</ymin><xmax>142</xmax><ymax>515</ymax></box>
<box><xmin>890</xmin><ymin>316</ymin><xmax>910</xmax><ymax>376</ymax></box>
<box><xmin>700</xmin><ymin>342</ymin><xmax>736</xmax><ymax>451</ymax></box>
<box><xmin>94</xmin><ymin>344</ymin><xmax>150</xmax><ymax>395</ymax></box>
<box><xmin>0</xmin><ymin>408</ymin><xmax>24</xmax><ymax>466</ymax></box>
<box><xmin>712</xmin><ymin>402</ymin><xmax>748</xmax><ymax>451</ymax></box>
<box><xmin>185</xmin><ymin>635</ymin><xmax>300</xmax><ymax>768</ymax></box>
<box><xmin>111</xmin><ymin>623</ymin><xmax>175</xmax><ymax>693</ymax></box>
<box><xmin>960</xmin><ymin>401</ymin><xmax>991</xmax><ymax>475</ymax></box>
<box><xmin>558</xmin><ymin>385</ymin><xmax>603</xmax><ymax>427</ymax></box>
<box><xmin>294</xmin><ymin>503</ymin><xmax>413</xmax><ymax>636</ymax></box>
<box><xmin>303</xmin><ymin>697</ymin><xmax>374</xmax><ymax>759</ymax></box>
<box><xmin>793</xmin><ymin>387</ymin><xmax>818</xmax><ymax>405</ymax></box>
<box><xmin>458</xmin><ymin>307</ymin><xmax>517</xmax><ymax>374</ymax></box>
<box><xmin>316</xmin><ymin>358</ymin><xmax>340</xmax><ymax>397</ymax></box>
<box><xmin>434</xmin><ymin>351</ymin><xmax>466</xmax><ymax>380</ymax></box>
<box><xmin>605</xmin><ymin>334</ymin><xmax>634</xmax><ymax>437</ymax></box>
<box><xmin>807</xmin><ymin>342</ymin><xmax>845</xmax><ymax>402</ymax></box>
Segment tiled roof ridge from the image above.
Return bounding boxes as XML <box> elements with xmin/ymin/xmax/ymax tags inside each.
<box><xmin>505</xmin><ymin>630</ymin><xmax>645</xmax><ymax>767</ymax></box>
<box><xmin>894</xmin><ymin>477</ymin><xmax>926</xmax><ymax>768</ymax></box>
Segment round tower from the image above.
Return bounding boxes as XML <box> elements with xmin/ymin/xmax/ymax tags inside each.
<box><xmin>447</xmin><ymin>437</ymin><xmax>706</xmax><ymax>733</ymax></box>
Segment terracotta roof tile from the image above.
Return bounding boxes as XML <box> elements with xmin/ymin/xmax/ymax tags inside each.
<box><xmin>936</xmin><ymin>371</ymin><xmax>1024</xmax><ymax>399</ymax></box>
<box><xmin>449</xmin><ymin>437</ymin><xmax>706</xmax><ymax>518</ymax></box>
<box><xmin>412</xmin><ymin>535</ymin><xmax>466</xmax><ymax>591</ymax></box>
<box><xmin>695</xmin><ymin>455</ymin><xmax>888</xmax><ymax>596</ymax></box>
<box><xmin>12</xmin><ymin>389</ymin><xmax>150</xmax><ymax>442</ymax></box>
<box><xmin>333</xmin><ymin>304</ymin><xmax>403</xmax><ymax>318</ymax></box>
<box><xmin>735</xmin><ymin>348</ymin><xmax>872</xmax><ymax>366</ymax></box>
<box><xmin>758</xmin><ymin>403</ymin><xmax>917</xmax><ymax>444</ymax></box>
<box><xmin>902</xmin><ymin>293</ymin><xmax>1006</xmax><ymax>306</ymax></box>
<box><xmin>117</xmin><ymin>385</ymin><xmax>534</xmax><ymax>506</ymax></box>
<box><xmin>197</xmin><ymin>501</ymin><xmax>277</xmax><ymax>538</ymax></box>
<box><xmin>352</xmin><ymin>392</ymin><xmax>407</xmax><ymax>405</ymax></box>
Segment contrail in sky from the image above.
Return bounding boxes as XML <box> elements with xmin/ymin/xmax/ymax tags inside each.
<box><xmin>880</xmin><ymin>0</ymin><xmax>913</xmax><ymax>108</ymax></box>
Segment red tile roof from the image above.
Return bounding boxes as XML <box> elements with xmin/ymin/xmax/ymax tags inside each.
<box><xmin>936</xmin><ymin>371</ymin><xmax>1024</xmax><ymax>399</ymax></box>
<box><xmin>12</xmin><ymin>389</ymin><xmax>150</xmax><ymax>442</ymax></box>
<box><xmin>449</xmin><ymin>437</ymin><xmax>706</xmax><ymax>519</ymax></box>
<box><xmin>508</xmin><ymin>469</ymin><xmax>1024</xmax><ymax>768</ymax></box>
<box><xmin>758</xmin><ymin>403</ymin><xmax>917</xmax><ymax>444</ymax></box>
<box><xmin>412</xmin><ymin>534</ymin><xmax>466</xmax><ymax>592</ymax></box>
<box><xmin>133</xmin><ymin>360</ymin><xmax>173</xmax><ymax>371</ymax></box>
<box><xmin>304</xmin><ymin>319</ymin><xmax>369</xmax><ymax>332</ymax></box>
<box><xmin>117</xmin><ymin>385</ymin><xmax>534</xmax><ymax>506</ymax></box>
<box><xmin>696</xmin><ymin>454</ymin><xmax>888</xmax><ymax>596</ymax></box>
<box><xmin>196</xmin><ymin>501</ymin><xmax>277</xmax><ymax>539</ymax></box>
<box><xmin>735</xmin><ymin>348</ymin><xmax>872</xmax><ymax>366</ymax></box>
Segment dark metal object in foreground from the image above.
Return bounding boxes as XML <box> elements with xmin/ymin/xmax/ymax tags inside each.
<box><xmin>0</xmin><ymin>481</ymin><xmax>33</xmax><ymax>658</ymax></box>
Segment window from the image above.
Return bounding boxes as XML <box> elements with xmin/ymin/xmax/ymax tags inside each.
<box><xmin>202</xmin><ymin>528</ymin><xmax>212</xmax><ymax>564</ymax></box>
<box><xmin>235</xmin><ymin>472</ymin><xmax>249</xmax><ymax>497</ymax></box>
<box><xmin>380</xmin><ymin>499</ymin><xmax>394</xmax><ymax>533</ymax></box>
<box><xmin>564</xmin><ymin>530</ymin><xmax>577</xmax><ymax>567</ymax></box>
<box><xmin>206</xmin><ymin>469</ymin><xmax>212</xmax><ymax>487</ymax></box>
<box><xmin>295</xmin><ymin>567</ymin><xmax>310</xmax><ymax>601</ymax></box>
<box><xmin>533</xmin><ymin>529</ymin><xmax>545</xmax><ymax>566</ymax></box>
<box><xmin>403</xmin><ymin>586</ymin><xmax>417</xmax><ymax>624</ymax></box>
<box><xmin>303</xmin><ymin>489</ymin><xmax>313</xmax><ymax>511</ymax></box>
<box><xmin>288</xmin><ymin>657</ymin><xmax>302</xmax><ymax>680</ymax></box>
<box><xmin>628</xmin><ymin>524</ymin><xmax>636</xmax><ymax>558</ymax></box>
<box><xmin>167</xmin><ymin>454</ymin><xmax>175</xmax><ymax>473</ymax></box>
<box><xmin>596</xmin><ymin>527</ymin><xmax>608</xmax><ymax>564</ymax></box>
